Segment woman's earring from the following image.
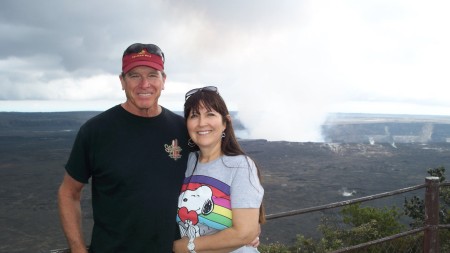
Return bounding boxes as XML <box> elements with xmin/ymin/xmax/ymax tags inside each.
<box><xmin>188</xmin><ymin>139</ymin><xmax>196</xmax><ymax>147</ymax></box>
<box><xmin>222</xmin><ymin>132</ymin><xmax>226</xmax><ymax>138</ymax></box>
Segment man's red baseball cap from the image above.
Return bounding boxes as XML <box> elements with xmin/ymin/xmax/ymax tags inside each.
<box><xmin>122</xmin><ymin>43</ymin><xmax>165</xmax><ymax>73</ymax></box>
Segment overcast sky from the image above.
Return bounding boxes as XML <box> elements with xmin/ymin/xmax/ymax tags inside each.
<box><xmin>1</xmin><ymin>0</ymin><xmax>450</xmax><ymax>141</ymax></box>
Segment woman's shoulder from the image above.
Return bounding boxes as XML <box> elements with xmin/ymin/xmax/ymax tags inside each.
<box><xmin>188</xmin><ymin>151</ymin><xmax>199</xmax><ymax>160</ymax></box>
<box><xmin>222</xmin><ymin>154</ymin><xmax>255</xmax><ymax>168</ymax></box>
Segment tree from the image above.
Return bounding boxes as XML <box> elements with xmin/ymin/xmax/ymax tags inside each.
<box><xmin>404</xmin><ymin>166</ymin><xmax>450</xmax><ymax>226</ymax></box>
<box><xmin>403</xmin><ymin>166</ymin><xmax>450</xmax><ymax>252</ymax></box>
<box><xmin>291</xmin><ymin>203</ymin><xmax>407</xmax><ymax>253</ymax></box>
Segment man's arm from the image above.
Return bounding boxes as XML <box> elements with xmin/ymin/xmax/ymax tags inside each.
<box><xmin>58</xmin><ymin>172</ymin><xmax>88</xmax><ymax>253</ymax></box>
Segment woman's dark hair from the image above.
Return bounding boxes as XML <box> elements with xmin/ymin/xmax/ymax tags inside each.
<box><xmin>184</xmin><ymin>90</ymin><xmax>242</xmax><ymax>155</ymax></box>
<box><xmin>184</xmin><ymin>89</ymin><xmax>266</xmax><ymax>223</ymax></box>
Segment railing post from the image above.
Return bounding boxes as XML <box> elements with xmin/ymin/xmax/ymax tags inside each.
<box><xmin>423</xmin><ymin>176</ymin><xmax>440</xmax><ymax>253</ymax></box>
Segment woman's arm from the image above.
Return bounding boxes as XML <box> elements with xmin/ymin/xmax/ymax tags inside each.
<box><xmin>173</xmin><ymin>208</ymin><xmax>260</xmax><ymax>253</ymax></box>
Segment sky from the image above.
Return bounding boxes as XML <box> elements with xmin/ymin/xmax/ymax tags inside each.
<box><xmin>1</xmin><ymin>0</ymin><xmax>450</xmax><ymax>141</ymax></box>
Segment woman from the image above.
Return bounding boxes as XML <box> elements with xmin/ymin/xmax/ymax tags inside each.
<box><xmin>173</xmin><ymin>86</ymin><xmax>265</xmax><ymax>253</ymax></box>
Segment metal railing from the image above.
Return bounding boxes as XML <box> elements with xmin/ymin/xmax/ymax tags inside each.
<box><xmin>51</xmin><ymin>177</ymin><xmax>449</xmax><ymax>253</ymax></box>
<box><xmin>265</xmin><ymin>177</ymin><xmax>450</xmax><ymax>253</ymax></box>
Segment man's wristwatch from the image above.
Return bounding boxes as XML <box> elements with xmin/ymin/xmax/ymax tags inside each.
<box><xmin>187</xmin><ymin>237</ymin><xmax>196</xmax><ymax>253</ymax></box>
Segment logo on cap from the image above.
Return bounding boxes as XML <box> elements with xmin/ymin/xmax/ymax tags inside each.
<box><xmin>131</xmin><ymin>49</ymin><xmax>152</xmax><ymax>59</ymax></box>
<box><xmin>122</xmin><ymin>48</ymin><xmax>164</xmax><ymax>73</ymax></box>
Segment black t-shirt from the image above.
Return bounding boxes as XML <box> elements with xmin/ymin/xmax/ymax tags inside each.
<box><xmin>65</xmin><ymin>105</ymin><xmax>190</xmax><ymax>252</ymax></box>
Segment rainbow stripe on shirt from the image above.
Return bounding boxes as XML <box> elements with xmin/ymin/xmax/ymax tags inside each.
<box><xmin>177</xmin><ymin>175</ymin><xmax>232</xmax><ymax>230</ymax></box>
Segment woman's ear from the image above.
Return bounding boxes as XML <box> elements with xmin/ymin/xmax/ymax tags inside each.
<box><xmin>223</xmin><ymin>115</ymin><xmax>232</xmax><ymax>130</ymax></box>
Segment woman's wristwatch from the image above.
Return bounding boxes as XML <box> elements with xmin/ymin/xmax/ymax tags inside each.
<box><xmin>187</xmin><ymin>237</ymin><xmax>196</xmax><ymax>253</ymax></box>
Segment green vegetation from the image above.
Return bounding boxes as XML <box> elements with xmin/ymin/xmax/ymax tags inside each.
<box><xmin>403</xmin><ymin>166</ymin><xmax>450</xmax><ymax>252</ymax></box>
<box><xmin>404</xmin><ymin>166</ymin><xmax>450</xmax><ymax>227</ymax></box>
<box><xmin>259</xmin><ymin>166</ymin><xmax>450</xmax><ymax>253</ymax></box>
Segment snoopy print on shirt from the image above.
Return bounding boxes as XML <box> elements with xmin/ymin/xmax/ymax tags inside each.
<box><xmin>177</xmin><ymin>175</ymin><xmax>232</xmax><ymax>238</ymax></box>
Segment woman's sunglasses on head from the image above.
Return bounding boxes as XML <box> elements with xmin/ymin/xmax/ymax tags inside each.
<box><xmin>185</xmin><ymin>86</ymin><xmax>219</xmax><ymax>101</ymax></box>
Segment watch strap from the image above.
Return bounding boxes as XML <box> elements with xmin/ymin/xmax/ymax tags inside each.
<box><xmin>187</xmin><ymin>237</ymin><xmax>196</xmax><ymax>253</ymax></box>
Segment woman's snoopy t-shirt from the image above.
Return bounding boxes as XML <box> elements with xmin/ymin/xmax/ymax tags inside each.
<box><xmin>176</xmin><ymin>153</ymin><xmax>263</xmax><ymax>252</ymax></box>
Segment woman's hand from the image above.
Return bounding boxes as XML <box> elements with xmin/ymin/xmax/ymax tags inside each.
<box><xmin>246</xmin><ymin>224</ymin><xmax>261</xmax><ymax>248</ymax></box>
<box><xmin>247</xmin><ymin>235</ymin><xmax>260</xmax><ymax>248</ymax></box>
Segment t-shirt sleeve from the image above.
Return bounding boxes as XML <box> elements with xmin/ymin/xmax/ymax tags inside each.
<box><xmin>230</xmin><ymin>156</ymin><xmax>264</xmax><ymax>208</ymax></box>
<box><xmin>65</xmin><ymin>125</ymin><xmax>91</xmax><ymax>184</ymax></box>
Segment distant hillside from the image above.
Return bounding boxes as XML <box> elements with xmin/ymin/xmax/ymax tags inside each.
<box><xmin>0</xmin><ymin>111</ymin><xmax>246</xmax><ymax>136</ymax></box>
<box><xmin>2</xmin><ymin>111</ymin><xmax>450</xmax><ymax>143</ymax></box>
<box><xmin>0</xmin><ymin>111</ymin><xmax>100</xmax><ymax>136</ymax></box>
<box><xmin>2</xmin><ymin>112</ymin><xmax>450</xmax><ymax>250</ymax></box>
<box><xmin>322</xmin><ymin>113</ymin><xmax>450</xmax><ymax>143</ymax></box>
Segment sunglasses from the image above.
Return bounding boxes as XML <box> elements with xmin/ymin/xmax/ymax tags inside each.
<box><xmin>185</xmin><ymin>86</ymin><xmax>219</xmax><ymax>101</ymax></box>
<box><xmin>123</xmin><ymin>43</ymin><xmax>165</xmax><ymax>62</ymax></box>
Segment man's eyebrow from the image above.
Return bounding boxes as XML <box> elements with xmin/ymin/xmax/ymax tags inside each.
<box><xmin>126</xmin><ymin>70</ymin><xmax>160</xmax><ymax>76</ymax></box>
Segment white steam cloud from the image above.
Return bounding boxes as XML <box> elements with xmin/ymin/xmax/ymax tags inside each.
<box><xmin>2</xmin><ymin>1</ymin><xmax>450</xmax><ymax>142</ymax></box>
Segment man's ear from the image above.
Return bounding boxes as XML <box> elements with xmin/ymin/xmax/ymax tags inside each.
<box><xmin>119</xmin><ymin>74</ymin><xmax>125</xmax><ymax>90</ymax></box>
<box><xmin>162</xmin><ymin>73</ymin><xmax>166</xmax><ymax>90</ymax></box>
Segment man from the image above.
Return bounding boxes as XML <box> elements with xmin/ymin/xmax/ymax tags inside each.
<box><xmin>58</xmin><ymin>43</ymin><xmax>190</xmax><ymax>253</ymax></box>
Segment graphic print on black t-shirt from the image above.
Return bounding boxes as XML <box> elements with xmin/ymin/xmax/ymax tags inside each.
<box><xmin>164</xmin><ymin>139</ymin><xmax>183</xmax><ymax>160</ymax></box>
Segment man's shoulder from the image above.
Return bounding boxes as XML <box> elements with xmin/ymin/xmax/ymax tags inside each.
<box><xmin>161</xmin><ymin>107</ymin><xmax>185</xmax><ymax>125</ymax></box>
<box><xmin>162</xmin><ymin>107</ymin><xmax>183</xmax><ymax>119</ymax></box>
<box><xmin>81</xmin><ymin>105</ymin><xmax>121</xmax><ymax>128</ymax></box>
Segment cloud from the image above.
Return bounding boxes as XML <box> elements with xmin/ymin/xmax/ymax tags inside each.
<box><xmin>2</xmin><ymin>0</ymin><xmax>450</xmax><ymax>141</ymax></box>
